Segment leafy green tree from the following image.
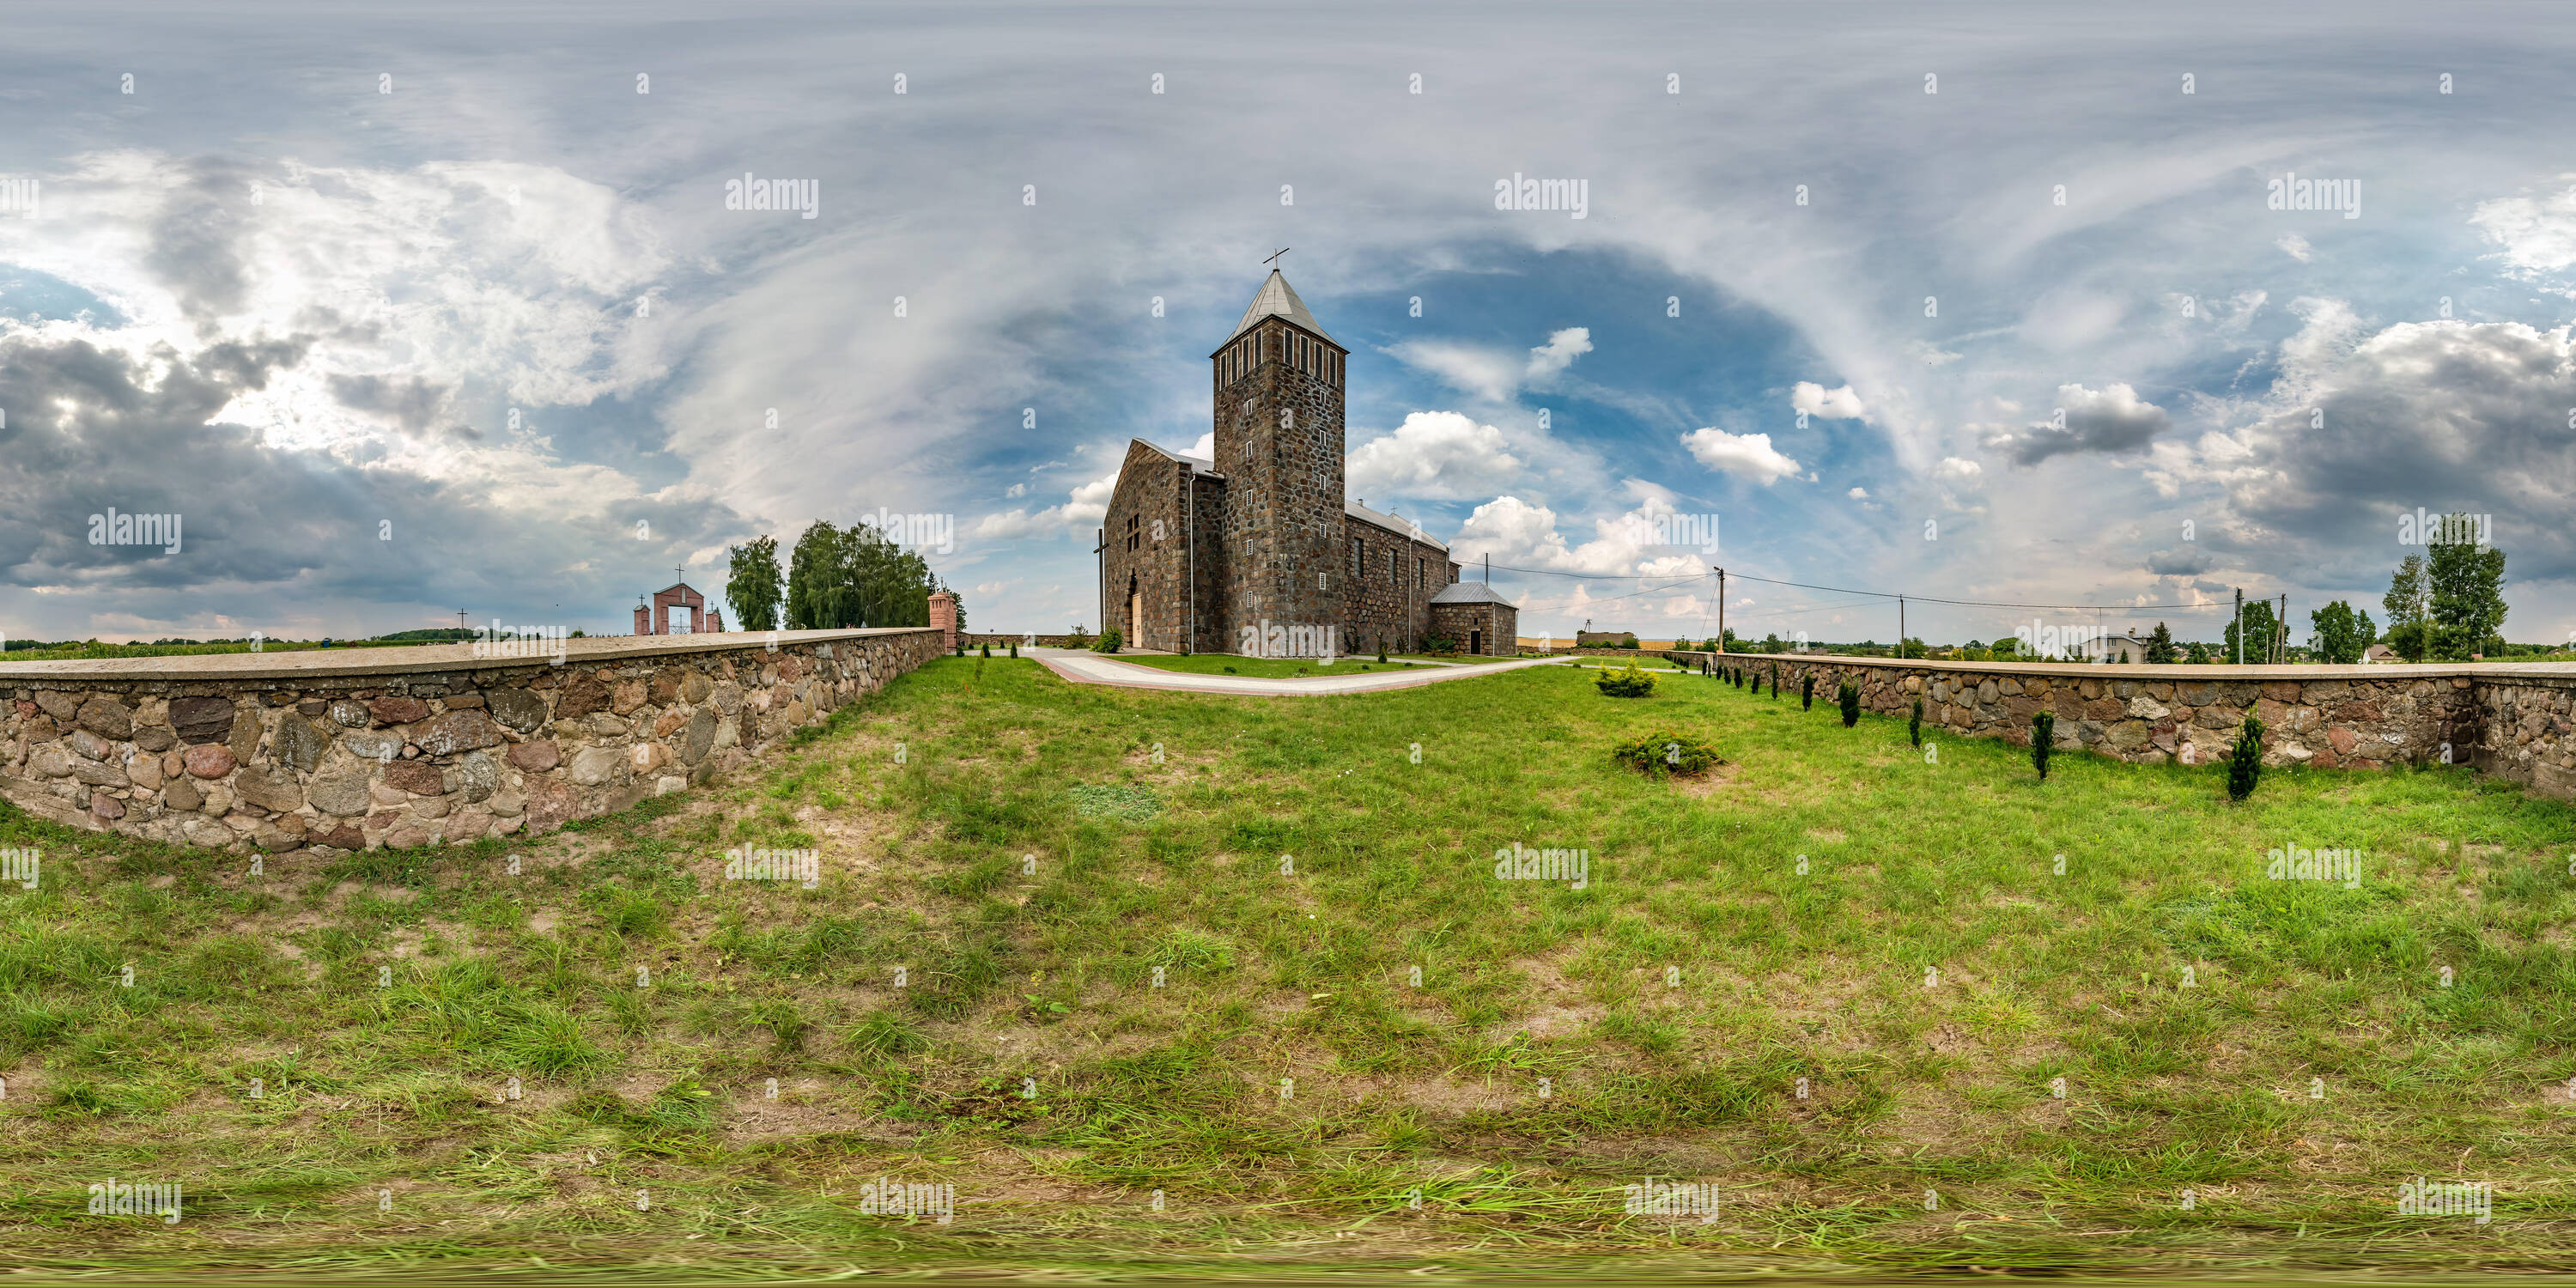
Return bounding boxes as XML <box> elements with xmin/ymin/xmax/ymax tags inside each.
<box><xmin>2223</xmin><ymin>598</ymin><xmax>2281</xmax><ymax>664</ymax></box>
<box><xmin>785</xmin><ymin>519</ymin><xmax>948</xmax><ymax>631</ymax></box>
<box><xmin>2306</xmin><ymin>599</ymin><xmax>2374</xmax><ymax>664</ymax></box>
<box><xmin>2185</xmin><ymin>640</ymin><xmax>2212</xmax><ymax>664</ymax></box>
<box><xmin>2383</xmin><ymin>554</ymin><xmax>2432</xmax><ymax>661</ymax></box>
<box><xmin>2144</xmin><ymin>622</ymin><xmax>2178</xmax><ymax>664</ymax></box>
<box><xmin>2427</xmin><ymin>519</ymin><xmax>2507</xmax><ymax>659</ymax></box>
<box><xmin>786</xmin><ymin>520</ymin><xmax>853</xmax><ymax>629</ymax></box>
<box><xmin>725</xmin><ymin>535</ymin><xmax>784</xmax><ymax>632</ymax></box>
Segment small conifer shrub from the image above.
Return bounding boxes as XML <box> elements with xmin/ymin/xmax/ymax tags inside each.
<box><xmin>1802</xmin><ymin>672</ymin><xmax>1814</xmax><ymax>710</ymax></box>
<box><xmin>1838</xmin><ymin>679</ymin><xmax>1861</xmax><ymax>727</ymax></box>
<box><xmin>2032</xmin><ymin>711</ymin><xmax>2056</xmax><ymax>781</ymax></box>
<box><xmin>2227</xmin><ymin>713</ymin><xmax>2265</xmax><ymax>801</ymax></box>
<box><xmin>1596</xmin><ymin>663</ymin><xmax>1656</xmax><ymax>697</ymax></box>
<box><xmin>1612</xmin><ymin>729</ymin><xmax>1719</xmax><ymax>779</ymax></box>
<box><xmin>1909</xmin><ymin>697</ymin><xmax>1923</xmax><ymax>747</ymax></box>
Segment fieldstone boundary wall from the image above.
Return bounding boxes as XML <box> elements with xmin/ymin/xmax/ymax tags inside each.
<box><xmin>0</xmin><ymin>628</ymin><xmax>943</xmax><ymax>854</ymax></box>
<box><xmin>1668</xmin><ymin>652</ymin><xmax>2576</xmax><ymax>803</ymax></box>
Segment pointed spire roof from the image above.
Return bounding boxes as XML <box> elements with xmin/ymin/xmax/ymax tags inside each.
<box><xmin>1228</xmin><ymin>269</ymin><xmax>1334</xmax><ymax>347</ymax></box>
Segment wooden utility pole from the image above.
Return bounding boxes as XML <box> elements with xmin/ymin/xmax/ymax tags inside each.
<box><xmin>1713</xmin><ymin>567</ymin><xmax>1726</xmax><ymax>653</ymax></box>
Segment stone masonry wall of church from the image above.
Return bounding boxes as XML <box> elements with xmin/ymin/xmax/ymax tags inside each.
<box><xmin>1100</xmin><ymin>450</ymin><xmax>1193</xmax><ymax>652</ymax></box>
<box><xmin>1430</xmin><ymin>602</ymin><xmax>1517</xmax><ymax>656</ymax></box>
<box><xmin>1218</xmin><ymin>319</ymin><xmax>1346</xmax><ymax>653</ymax></box>
<box><xmin>1188</xmin><ymin>473</ymin><xmax>1227</xmax><ymax>653</ymax></box>
<box><xmin>1344</xmin><ymin>519</ymin><xmax>1459</xmax><ymax>653</ymax></box>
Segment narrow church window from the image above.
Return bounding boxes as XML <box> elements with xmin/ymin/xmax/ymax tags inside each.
<box><xmin>1417</xmin><ymin>557</ymin><xmax>1424</xmax><ymax>588</ymax></box>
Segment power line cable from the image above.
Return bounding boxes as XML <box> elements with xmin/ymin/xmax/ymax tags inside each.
<box><xmin>1474</xmin><ymin>560</ymin><xmax>2231</xmax><ymax>613</ymax></box>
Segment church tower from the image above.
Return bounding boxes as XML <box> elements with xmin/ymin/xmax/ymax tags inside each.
<box><xmin>1210</xmin><ymin>269</ymin><xmax>1347</xmax><ymax>652</ymax></box>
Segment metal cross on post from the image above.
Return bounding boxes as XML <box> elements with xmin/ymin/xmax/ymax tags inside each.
<box><xmin>1263</xmin><ymin>247</ymin><xmax>1290</xmax><ymax>270</ymax></box>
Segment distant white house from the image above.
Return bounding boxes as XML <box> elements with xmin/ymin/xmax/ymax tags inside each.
<box><xmin>2362</xmin><ymin>643</ymin><xmax>2399</xmax><ymax>664</ymax></box>
<box><xmin>2084</xmin><ymin>633</ymin><xmax>2155</xmax><ymax>664</ymax></box>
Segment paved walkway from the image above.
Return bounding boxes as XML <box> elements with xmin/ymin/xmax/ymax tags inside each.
<box><xmin>1025</xmin><ymin>648</ymin><xmax>1567</xmax><ymax>696</ymax></box>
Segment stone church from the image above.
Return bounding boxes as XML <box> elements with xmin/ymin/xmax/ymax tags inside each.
<box><xmin>1098</xmin><ymin>270</ymin><xmax>1518</xmax><ymax>658</ymax></box>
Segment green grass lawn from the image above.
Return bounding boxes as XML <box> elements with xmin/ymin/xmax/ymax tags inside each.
<box><xmin>3</xmin><ymin>655</ymin><xmax>2573</xmax><ymax>1276</ymax></box>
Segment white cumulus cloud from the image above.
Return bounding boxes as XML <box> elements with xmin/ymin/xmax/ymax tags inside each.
<box><xmin>1792</xmin><ymin>381</ymin><xmax>1870</xmax><ymax>422</ymax></box>
<box><xmin>2471</xmin><ymin>183</ymin><xmax>2576</xmax><ymax>273</ymax></box>
<box><xmin>1524</xmin><ymin>326</ymin><xmax>1594</xmax><ymax>383</ymax></box>
<box><xmin>1346</xmin><ymin>410</ymin><xmax>1526</xmax><ymax>501</ymax></box>
<box><xmin>1679</xmin><ymin>428</ymin><xmax>1802</xmax><ymax>485</ymax></box>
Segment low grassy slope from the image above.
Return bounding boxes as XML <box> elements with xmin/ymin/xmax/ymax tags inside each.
<box><xmin>1</xmin><ymin>657</ymin><xmax>2572</xmax><ymax>1275</ymax></box>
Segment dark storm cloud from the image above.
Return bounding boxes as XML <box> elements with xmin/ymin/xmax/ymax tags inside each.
<box><xmin>2225</xmin><ymin>319</ymin><xmax>2576</xmax><ymax>586</ymax></box>
<box><xmin>328</xmin><ymin>373</ymin><xmax>454</xmax><ymax>434</ymax></box>
<box><xmin>2145</xmin><ymin>546</ymin><xmax>2215</xmax><ymax>577</ymax></box>
<box><xmin>1998</xmin><ymin>383</ymin><xmax>2173</xmax><ymax>465</ymax></box>
<box><xmin>0</xmin><ymin>325</ymin><xmax>748</xmax><ymax>622</ymax></box>
<box><xmin>142</xmin><ymin>157</ymin><xmax>264</xmax><ymax>324</ymax></box>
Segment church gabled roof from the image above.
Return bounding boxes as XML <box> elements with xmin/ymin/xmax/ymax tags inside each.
<box><xmin>1346</xmin><ymin>498</ymin><xmax>1448</xmax><ymax>551</ymax></box>
<box><xmin>1130</xmin><ymin>437</ymin><xmax>1220</xmax><ymax>476</ymax></box>
<box><xmin>1430</xmin><ymin>580</ymin><xmax>1516</xmax><ymax>607</ymax></box>
<box><xmin>1226</xmin><ymin>270</ymin><xmax>1335</xmax><ymax>348</ymax></box>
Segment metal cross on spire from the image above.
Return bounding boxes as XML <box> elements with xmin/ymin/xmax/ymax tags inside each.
<box><xmin>1263</xmin><ymin>246</ymin><xmax>1290</xmax><ymax>271</ymax></box>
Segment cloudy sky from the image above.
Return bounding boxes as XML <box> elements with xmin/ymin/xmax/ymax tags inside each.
<box><xmin>3</xmin><ymin>1</ymin><xmax>2572</xmax><ymax>647</ymax></box>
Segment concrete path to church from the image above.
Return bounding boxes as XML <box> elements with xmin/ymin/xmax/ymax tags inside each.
<box><xmin>1024</xmin><ymin>648</ymin><xmax>1569</xmax><ymax>696</ymax></box>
